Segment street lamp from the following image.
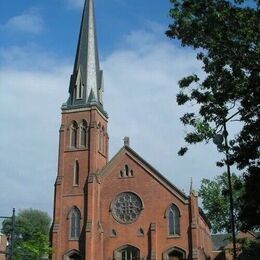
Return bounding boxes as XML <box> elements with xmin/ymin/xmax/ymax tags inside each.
<box><xmin>0</xmin><ymin>208</ymin><xmax>15</xmax><ymax>260</ymax></box>
<box><xmin>213</xmin><ymin>122</ymin><xmax>237</xmax><ymax>260</ymax></box>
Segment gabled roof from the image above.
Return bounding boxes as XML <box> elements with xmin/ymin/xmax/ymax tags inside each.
<box><xmin>211</xmin><ymin>234</ymin><xmax>231</xmax><ymax>250</ymax></box>
<box><xmin>98</xmin><ymin>145</ymin><xmax>189</xmax><ymax>204</ymax></box>
<box><xmin>212</xmin><ymin>231</ymin><xmax>259</xmax><ymax>251</ymax></box>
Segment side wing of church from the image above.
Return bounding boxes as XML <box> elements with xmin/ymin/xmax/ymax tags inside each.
<box><xmin>50</xmin><ymin>1</ymin><xmax>213</xmax><ymax>259</ymax></box>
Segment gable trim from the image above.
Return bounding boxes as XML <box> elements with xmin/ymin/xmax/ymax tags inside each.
<box><xmin>99</xmin><ymin>145</ymin><xmax>189</xmax><ymax>204</ymax></box>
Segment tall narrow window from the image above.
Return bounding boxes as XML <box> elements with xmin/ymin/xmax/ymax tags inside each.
<box><xmin>80</xmin><ymin>120</ymin><xmax>88</xmax><ymax>147</ymax></box>
<box><xmin>70</xmin><ymin>121</ymin><xmax>78</xmax><ymax>148</ymax></box>
<box><xmin>74</xmin><ymin>161</ymin><xmax>79</xmax><ymax>186</ymax></box>
<box><xmin>168</xmin><ymin>204</ymin><xmax>180</xmax><ymax>235</ymax></box>
<box><xmin>69</xmin><ymin>207</ymin><xmax>81</xmax><ymax>240</ymax></box>
<box><xmin>101</xmin><ymin>126</ymin><xmax>105</xmax><ymax>153</ymax></box>
<box><xmin>98</xmin><ymin>124</ymin><xmax>102</xmax><ymax>151</ymax></box>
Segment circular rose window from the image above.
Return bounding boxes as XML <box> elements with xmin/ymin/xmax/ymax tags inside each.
<box><xmin>111</xmin><ymin>192</ymin><xmax>143</xmax><ymax>224</ymax></box>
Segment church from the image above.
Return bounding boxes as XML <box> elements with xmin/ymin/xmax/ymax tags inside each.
<box><xmin>50</xmin><ymin>0</ymin><xmax>213</xmax><ymax>259</ymax></box>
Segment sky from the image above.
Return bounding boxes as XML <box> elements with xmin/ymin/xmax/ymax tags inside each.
<box><xmin>0</xmin><ymin>0</ymin><xmax>224</xmax><ymax>218</ymax></box>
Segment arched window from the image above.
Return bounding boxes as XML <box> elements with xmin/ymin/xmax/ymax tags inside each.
<box><xmin>70</xmin><ymin>121</ymin><xmax>78</xmax><ymax>148</ymax></box>
<box><xmin>168</xmin><ymin>204</ymin><xmax>180</xmax><ymax>235</ymax></box>
<box><xmin>114</xmin><ymin>245</ymin><xmax>140</xmax><ymax>260</ymax></box>
<box><xmin>80</xmin><ymin>120</ymin><xmax>88</xmax><ymax>147</ymax></box>
<box><xmin>125</xmin><ymin>165</ymin><xmax>129</xmax><ymax>176</ymax></box>
<box><xmin>69</xmin><ymin>207</ymin><xmax>81</xmax><ymax>240</ymax></box>
<box><xmin>74</xmin><ymin>161</ymin><xmax>79</xmax><ymax>186</ymax></box>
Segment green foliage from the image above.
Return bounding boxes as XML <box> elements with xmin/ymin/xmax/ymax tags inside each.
<box><xmin>167</xmin><ymin>0</ymin><xmax>260</xmax><ymax>230</ymax></box>
<box><xmin>237</xmin><ymin>238</ymin><xmax>260</xmax><ymax>259</ymax></box>
<box><xmin>199</xmin><ymin>172</ymin><xmax>242</xmax><ymax>233</ymax></box>
<box><xmin>2</xmin><ymin>208</ymin><xmax>51</xmax><ymax>259</ymax></box>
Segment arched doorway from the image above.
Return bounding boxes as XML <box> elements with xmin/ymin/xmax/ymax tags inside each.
<box><xmin>114</xmin><ymin>245</ymin><xmax>140</xmax><ymax>260</ymax></box>
<box><xmin>163</xmin><ymin>247</ymin><xmax>186</xmax><ymax>260</ymax></box>
<box><xmin>68</xmin><ymin>253</ymin><xmax>81</xmax><ymax>260</ymax></box>
<box><xmin>64</xmin><ymin>249</ymin><xmax>81</xmax><ymax>260</ymax></box>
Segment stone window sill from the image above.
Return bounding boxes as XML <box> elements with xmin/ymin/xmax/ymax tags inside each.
<box><xmin>65</xmin><ymin>147</ymin><xmax>88</xmax><ymax>152</ymax></box>
<box><xmin>167</xmin><ymin>234</ymin><xmax>181</xmax><ymax>239</ymax></box>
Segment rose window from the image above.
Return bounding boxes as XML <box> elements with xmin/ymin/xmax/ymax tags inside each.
<box><xmin>111</xmin><ymin>192</ymin><xmax>143</xmax><ymax>224</ymax></box>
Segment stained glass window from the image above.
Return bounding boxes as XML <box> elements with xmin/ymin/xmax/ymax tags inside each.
<box><xmin>112</xmin><ymin>192</ymin><xmax>143</xmax><ymax>224</ymax></box>
<box><xmin>70</xmin><ymin>207</ymin><xmax>80</xmax><ymax>239</ymax></box>
<box><xmin>168</xmin><ymin>204</ymin><xmax>180</xmax><ymax>235</ymax></box>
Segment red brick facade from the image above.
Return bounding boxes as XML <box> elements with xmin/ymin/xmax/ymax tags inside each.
<box><xmin>51</xmin><ymin>106</ymin><xmax>213</xmax><ymax>259</ymax></box>
<box><xmin>0</xmin><ymin>233</ymin><xmax>7</xmax><ymax>260</ymax></box>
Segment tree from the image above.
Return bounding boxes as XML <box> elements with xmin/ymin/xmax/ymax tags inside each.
<box><xmin>199</xmin><ymin>172</ymin><xmax>242</xmax><ymax>233</ymax></box>
<box><xmin>2</xmin><ymin>208</ymin><xmax>51</xmax><ymax>259</ymax></box>
<box><xmin>166</xmin><ymin>0</ymin><xmax>260</xmax><ymax>230</ymax></box>
<box><xmin>237</xmin><ymin>237</ymin><xmax>260</xmax><ymax>259</ymax></box>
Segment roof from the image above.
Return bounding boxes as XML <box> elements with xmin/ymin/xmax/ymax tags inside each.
<box><xmin>199</xmin><ymin>207</ymin><xmax>212</xmax><ymax>229</ymax></box>
<box><xmin>212</xmin><ymin>231</ymin><xmax>260</xmax><ymax>251</ymax></box>
<box><xmin>98</xmin><ymin>145</ymin><xmax>189</xmax><ymax>203</ymax></box>
<box><xmin>211</xmin><ymin>234</ymin><xmax>231</xmax><ymax>250</ymax></box>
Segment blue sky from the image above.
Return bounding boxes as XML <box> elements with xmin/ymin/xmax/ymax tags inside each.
<box><xmin>0</xmin><ymin>0</ymin><xmax>224</xmax><ymax>218</ymax></box>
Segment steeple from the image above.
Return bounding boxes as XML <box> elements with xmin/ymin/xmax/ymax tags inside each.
<box><xmin>63</xmin><ymin>0</ymin><xmax>105</xmax><ymax>112</ymax></box>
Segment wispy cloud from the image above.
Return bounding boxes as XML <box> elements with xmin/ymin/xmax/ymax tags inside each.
<box><xmin>0</xmin><ymin>26</ymin><xmax>221</xmax><ymax>216</ymax></box>
<box><xmin>65</xmin><ymin>0</ymin><xmax>84</xmax><ymax>9</ymax></box>
<box><xmin>1</xmin><ymin>9</ymin><xmax>44</xmax><ymax>34</ymax></box>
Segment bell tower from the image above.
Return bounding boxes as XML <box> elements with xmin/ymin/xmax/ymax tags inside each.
<box><xmin>51</xmin><ymin>0</ymin><xmax>108</xmax><ymax>259</ymax></box>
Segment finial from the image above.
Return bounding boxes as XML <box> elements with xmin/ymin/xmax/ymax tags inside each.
<box><xmin>189</xmin><ymin>177</ymin><xmax>193</xmax><ymax>194</ymax></box>
<box><xmin>124</xmin><ymin>137</ymin><xmax>130</xmax><ymax>146</ymax></box>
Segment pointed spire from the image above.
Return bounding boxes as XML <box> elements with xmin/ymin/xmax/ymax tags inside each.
<box><xmin>190</xmin><ymin>177</ymin><xmax>193</xmax><ymax>194</ymax></box>
<box><xmin>64</xmin><ymin>0</ymin><xmax>105</xmax><ymax>112</ymax></box>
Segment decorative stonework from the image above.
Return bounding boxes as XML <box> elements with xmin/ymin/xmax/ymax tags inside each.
<box><xmin>86</xmin><ymin>220</ymin><xmax>92</xmax><ymax>232</ymax></box>
<box><xmin>111</xmin><ymin>192</ymin><xmax>143</xmax><ymax>224</ymax></box>
<box><xmin>137</xmin><ymin>228</ymin><xmax>144</xmax><ymax>237</ymax></box>
<box><xmin>53</xmin><ymin>223</ymin><xmax>60</xmax><ymax>232</ymax></box>
<box><xmin>55</xmin><ymin>176</ymin><xmax>63</xmax><ymax>185</ymax></box>
<box><xmin>88</xmin><ymin>174</ymin><xmax>94</xmax><ymax>183</ymax></box>
<box><xmin>110</xmin><ymin>229</ymin><xmax>117</xmax><ymax>237</ymax></box>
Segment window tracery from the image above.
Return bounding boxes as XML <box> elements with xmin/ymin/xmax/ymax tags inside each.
<box><xmin>111</xmin><ymin>192</ymin><xmax>143</xmax><ymax>224</ymax></box>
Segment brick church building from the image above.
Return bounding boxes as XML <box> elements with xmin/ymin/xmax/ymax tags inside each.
<box><xmin>51</xmin><ymin>0</ymin><xmax>213</xmax><ymax>259</ymax></box>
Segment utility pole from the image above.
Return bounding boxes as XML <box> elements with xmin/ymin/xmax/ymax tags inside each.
<box><xmin>213</xmin><ymin>120</ymin><xmax>237</xmax><ymax>260</ymax></box>
<box><xmin>0</xmin><ymin>208</ymin><xmax>15</xmax><ymax>260</ymax></box>
<box><xmin>223</xmin><ymin>123</ymin><xmax>237</xmax><ymax>260</ymax></box>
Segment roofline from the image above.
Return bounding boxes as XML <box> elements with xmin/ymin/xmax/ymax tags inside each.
<box><xmin>199</xmin><ymin>207</ymin><xmax>212</xmax><ymax>229</ymax></box>
<box><xmin>99</xmin><ymin>145</ymin><xmax>189</xmax><ymax>203</ymax></box>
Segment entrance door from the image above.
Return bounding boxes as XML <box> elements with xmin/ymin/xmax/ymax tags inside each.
<box><xmin>168</xmin><ymin>250</ymin><xmax>185</xmax><ymax>260</ymax></box>
<box><xmin>115</xmin><ymin>245</ymin><xmax>140</xmax><ymax>260</ymax></box>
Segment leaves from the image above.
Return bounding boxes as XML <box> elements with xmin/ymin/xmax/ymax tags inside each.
<box><xmin>167</xmin><ymin>0</ymin><xmax>260</xmax><ymax>229</ymax></box>
<box><xmin>199</xmin><ymin>172</ymin><xmax>242</xmax><ymax>233</ymax></box>
<box><xmin>2</xmin><ymin>209</ymin><xmax>51</xmax><ymax>259</ymax></box>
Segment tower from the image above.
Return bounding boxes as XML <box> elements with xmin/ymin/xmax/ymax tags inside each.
<box><xmin>51</xmin><ymin>0</ymin><xmax>108</xmax><ymax>258</ymax></box>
